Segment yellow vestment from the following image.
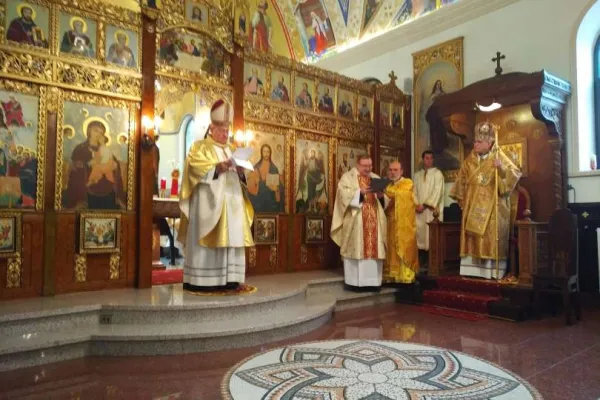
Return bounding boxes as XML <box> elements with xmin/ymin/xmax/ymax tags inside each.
<box><xmin>177</xmin><ymin>137</ymin><xmax>254</xmax><ymax>248</ymax></box>
<box><xmin>449</xmin><ymin>149</ymin><xmax>521</xmax><ymax>261</ymax></box>
<box><xmin>384</xmin><ymin>178</ymin><xmax>419</xmax><ymax>283</ymax></box>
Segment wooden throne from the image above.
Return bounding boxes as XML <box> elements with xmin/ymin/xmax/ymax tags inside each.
<box><xmin>425</xmin><ymin>70</ymin><xmax>571</xmax><ymax>285</ymax></box>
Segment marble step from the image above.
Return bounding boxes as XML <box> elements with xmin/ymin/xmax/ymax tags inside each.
<box><xmin>0</xmin><ymin>293</ymin><xmax>335</xmax><ymax>371</ymax></box>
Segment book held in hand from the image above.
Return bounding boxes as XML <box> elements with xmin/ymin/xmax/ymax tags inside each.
<box><xmin>369</xmin><ymin>178</ymin><xmax>392</xmax><ymax>192</ymax></box>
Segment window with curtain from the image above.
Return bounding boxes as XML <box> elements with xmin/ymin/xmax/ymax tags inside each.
<box><xmin>595</xmin><ymin>36</ymin><xmax>600</xmax><ymax>166</ymax></box>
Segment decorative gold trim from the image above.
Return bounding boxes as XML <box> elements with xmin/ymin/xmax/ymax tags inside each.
<box><xmin>109</xmin><ymin>253</ymin><xmax>120</xmax><ymax>280</ymax></box>
<box><xmin>74</xmin><ymin>253</ymin><xmax>87</xmax><ymax>282</ymax></box>
<box><xmin>300</xmin><ymin>245</ymin><xmax>307</xmax><ymax>264</ymax></box>
<box><xmin>6</xmin><ymin>254</ymin><xmax>22</xmax><ymax>288</ymax></box>
<box><xmin>78</xmin><ymin>212</ymin><xmax>121</xmax><ymax>254</ymax></box>
<box><xmin>0</xmin><ymin>212</ymin><xmax>22</xmax><ymax>259</ymax></box>
<box><xmin>269</xmin><ymin>245</ymin><xmax>277</xmax><ymax>268</ymax></box>
<box><xmin>248</xmin><ymin>246</ymin><xmax>256</xmax><ymax>269</ymax></box>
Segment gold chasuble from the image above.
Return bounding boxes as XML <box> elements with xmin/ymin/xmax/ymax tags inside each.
<box><xmin>177</xmin><ymin>136</ymin><xmax>254</xmax><ymax>289</ymax></box>
<box><xmin>331</xmin><ymin>168</ymin><xmax>386</xmax><ymax>288</ymax></box>
<box><xmin>449</xmin><ymin>148</ymin><xmax>521</xmax><ymax>278</ymax></box>
<box><xmin>384</xmin><ymin>178</ymin><xmax>419</xmax><ymax>284</ymax></box>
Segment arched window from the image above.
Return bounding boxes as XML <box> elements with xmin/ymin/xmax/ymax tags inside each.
<box><xmin>595</xmin><ymin>36</ymin><xmax>600</xmax><ymax>166</ymax></box>
<box><xmin>184</xmin><ymin>116</ymin><xmax>196</xmax><ymax>160</ymax></box>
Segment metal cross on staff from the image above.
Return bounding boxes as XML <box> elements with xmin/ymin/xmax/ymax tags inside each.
<box><xmin>492</xmin><ymin>52</ymin><xmax>506</xmax><ymax>76</ymax></box>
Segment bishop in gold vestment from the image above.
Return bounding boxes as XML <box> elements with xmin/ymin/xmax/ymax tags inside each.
<box><xmin>331</xmin><ymin>155</ymin><xmax>387</xmax><ymax>290</ymax></box>
<box><xmin>449</xmin><ymin>122</ymin><xmax>521</xmax><ymax>279</ymax></box>
<box><xmin>384</xmin><ymin>161</ymin><xmax>419</xmax><ymax>284</ymax></box>
<box><xmin>178</xmin><ymin>100</ymin><xmax>254</xmax><ymax>291</ymax></box>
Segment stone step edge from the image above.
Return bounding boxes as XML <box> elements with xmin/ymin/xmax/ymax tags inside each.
<box><xmin>0</xmin><ymin>297</ymin><xmax>336</xmax><ymax>356</ymax></box>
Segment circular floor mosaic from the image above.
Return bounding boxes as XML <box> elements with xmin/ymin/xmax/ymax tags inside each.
<box><xmin>222</xmin><ymin>340</ymin><xmax>542</xmax><ymax>400</ymax></box>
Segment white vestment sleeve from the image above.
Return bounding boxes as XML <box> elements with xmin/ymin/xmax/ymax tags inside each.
<box><xmin>349</xmin><ymin>189</ymin><xmax>362</xmax><ymax>208</ymax></box>
<box><xmin>201</xmin><ymin>167</ymin><xmax>217</xmax><ymax>183</ymax></box>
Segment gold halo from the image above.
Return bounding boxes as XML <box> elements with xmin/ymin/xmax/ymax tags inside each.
<box><xmin>69</xmin><ymin>16</ymin><xmax>87</xmax><ymax>33</ymax></box>
<box><xmin>17</xmin><ymin>3</ymin><xmax>36</xmax><ymax>20</ymax></box>
<box><xmin>82</xmin><ymin>116</ymin><xmax>110</xmax><ymax>140</ymax></box>
<box><xmin>63</xmin><ymin>124</ymin><xmax>76</xmax><ymax>139</ymax></box>
<box><xmin>114</xmin><ymin>30</ymin><xmax>129</xmax><ymax>46</ymax></box>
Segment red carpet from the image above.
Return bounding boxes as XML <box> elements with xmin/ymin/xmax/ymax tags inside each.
<box><xmin>152</xmin><ymin>269</ymin><xmax>183</xmax><ymax>285</ymax></box>
<box><xmin>417</xmin><ymin>305</ymin><xmax>488</xmax><ymax>321</ymax></box>
<box><xmin>422</xmin><ymin>276</ymin><xmax>503</xmax><ymax>315</ymax></box>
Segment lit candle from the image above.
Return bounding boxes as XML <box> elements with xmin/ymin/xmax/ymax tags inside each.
<box><xmin>170</xmin><ymin>179</ymin><xmax>179</xmax><ymax>197</ymax></box>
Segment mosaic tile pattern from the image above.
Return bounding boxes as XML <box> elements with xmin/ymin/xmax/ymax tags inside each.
<box><xmin>223</xmin><ymin>340</ymin><xmax>542</xmax><ymax>399</ymax></box>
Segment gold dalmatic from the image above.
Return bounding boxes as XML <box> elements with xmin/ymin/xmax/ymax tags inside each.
<box><xmin>359</xmin><ymin>175</ymin><xmax>378</xmax><ymax>258</ymax></box>
<box><xmin>449</xmin><ymin>150</ymin><xmax>521</xmax><ymax>260</ymax></box>
<box><xmin>384</xmin><ymin>178</ymin><xmax>419</xmax><ymax>283</ymax></box>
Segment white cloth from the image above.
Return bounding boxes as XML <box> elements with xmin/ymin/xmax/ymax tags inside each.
<box><xmin>460</xmin><ymin>256</ymin><xmax>506</xmax><ymax>280</ymax></box>
<box><xmin>414</xmin><ymin>167</ymin><xmax>445</xmax><ymax>250</ymax></box>
<box><xmin>183</xmin><ymin>145</ymin><xmax>247</xmax><ymax>287</ymax></box>
<box><xmin>343</xmin><ymin>258</ymin><xmax>383</xmax><ymax>287</ymax></box>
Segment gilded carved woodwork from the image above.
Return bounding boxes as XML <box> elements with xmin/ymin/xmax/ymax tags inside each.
<box><xmin>317</xmin><ymin>247</ymin><xmax>324</xmax><ymax>263</ymax></box>
<box><xmin>248</xmin><ymin>246</ymin><xmax>256</xmax><ymax>269</ymax></box>
<box><xmin>0</xmin><ymin>0</ymin><xmax>143</xmax><ymax>100</ymax></box>
<box><xmin>109</xmin><ymin>253</ymin><xmax>120</xmax><ymax>280</ymax></box>
<box><xmin>269</xmin><ymin>245</ymin><xmax>277</xmax><ymax>268</ymax></box>
<box><xmin>6</xmin><ymin>255</ymin><xmax>22</xmax><ymax>288</ymax></box>
<box><xmin>300</xmin><ymin>245</ymin><xmax>307</xmax><ymax>264</ymax></box>
<box><xmin>74</xmin><ymin>254</ymin><xmax>87</xmax><ymax>282</ymax></box>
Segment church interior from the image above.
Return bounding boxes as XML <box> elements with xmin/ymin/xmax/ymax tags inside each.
<box><xmin>0</xmin><ymin>0</ymin><xmax>599</xmax><ymax>398</ymax></box>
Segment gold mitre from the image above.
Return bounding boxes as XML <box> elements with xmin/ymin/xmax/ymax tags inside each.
<box><xmin>473</xmin><ymin>121</ymin><xmax>498</xmax><ymax>141</ymax></box>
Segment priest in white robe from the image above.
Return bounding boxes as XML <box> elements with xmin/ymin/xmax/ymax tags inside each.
<box><xmin>177</xmin><ymin>100</ymin><xmax>255</xmax><ymax>291</ymax></box>
<box><xmin>413</xmin><ymin>150</ymin><xmax>445</xmax><ymax>269</ymax></box>
<box><xmin>331</xmin><ymin>154</ymin><xmax>387</xmax><ymax>291</ymax></box>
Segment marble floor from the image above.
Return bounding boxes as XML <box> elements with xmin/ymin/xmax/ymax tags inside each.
<box><xmin>0</xmin><ymin>303</ymin><xmax>598</xmax><ymax>400</ymax></box>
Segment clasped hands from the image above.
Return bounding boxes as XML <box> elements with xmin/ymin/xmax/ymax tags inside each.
<box><xmin>360</xmin><ymin>187</ymin><xmax>384</xmax><ymax>198</ymax></box>
<box><xmin>215</xmin><ymin>159</ymin><xmax>244</xmax><ymax>175</ymax></box>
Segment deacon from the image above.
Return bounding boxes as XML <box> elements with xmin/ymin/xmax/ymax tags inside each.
<box><xmin>413</xmin><ymin>150</ymin><xmax>445</xmax><ymax>269</ymax></box>
<box><xmin>384</xmin><ymin>161</ymin><xmax>419</xmax><ymax>284</ymax></box>
<box><xmin>449</xmin><ymin>122</ymin><xmax>521</xmax><ymax>279</ymax></box>
<box><xmin>331</xmin><ymin>155</ymin><xmax>387</xmax><ymax>291</ymax></box>
<box><xmin>177</xmin><ymin>100</ymin><xmax>255</xmax><ymax>291</ymax></box>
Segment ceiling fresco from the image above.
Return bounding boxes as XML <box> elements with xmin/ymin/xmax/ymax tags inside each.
<box><xmin>235</xmin><ymin>0</ymin><xmax>461</xmax><ymax>63</ymax></box>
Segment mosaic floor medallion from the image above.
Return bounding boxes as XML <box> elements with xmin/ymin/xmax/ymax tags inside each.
<box><xmin>222</xmin><ymin>340</ymin><xmax>542</xmax><ymax>400</ymax></box>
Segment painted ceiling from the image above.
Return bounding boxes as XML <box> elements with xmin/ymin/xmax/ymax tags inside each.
<box><xmin>236</xmin><ymin>0</ymin><xmax>461</xmax><ymax>63</ymax></box>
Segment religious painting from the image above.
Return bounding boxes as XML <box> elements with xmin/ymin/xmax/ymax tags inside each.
<box><xmin>238</xmin><ymin>0</ymin><xmax>293</xmax><ymax>59</ymax></box>
<box><xmin>246</xmin><ymin>131</ymin><xmax>285</xmax><ymax>213</ymax></box>
<box><xmin>413</xmin><ymin>37</ymin><xmax>463</xmax><ymax>180</ymax></box>
<box><xmin>337</xmin><ymin>89</ymin><xmax>355</xmax><ymax>119</ymax></box>
<box><xmin>79</xmin><ymin>213</ymin><xmax>121</xmax><ymax>254</ymax></box>
<box><xmin>293</xmin><ymin>0</ymin><xmax>336</xmax><ymax>60</ymax></box>
<box><xmin>357</xmin><ymin>95</ymin><xmax>373</xmax><ymax>123</ymax></box>
<box><xmin>295</xmin><ymin>76</ymin><xmax>314</xmax><ymax>109</ymax></box>
<box><xmin>392</xmin><ymin>104</ymin><xmax>403</xmax><ymax>130</ymax></box>
<box><xmin>185</xmin><ymin>0</ymin><xmax>209</xmax><ymax>26</ymax></box>
<box><xmin>270</xmin><ymin>70</ymin><xmax>291</xmax><ymax>103</ymax></box>
<box><xmin>104</xmin><ymin>25</ymin><xmax>138</xmax><ymax>69</ymax></box>
<box><xmin>500</xmin><ymin>139</ymin><xmax>528</xmax><ymax>177</ymax></box>
<box><xmin>253</xmin><ymin>215</ymin><xmax>277</xmax><ymax>245</ymax></box>
<box><xmin>60</xmin><ymin>101</ymin><xmax>131</xmax><ymax>210</ymax></box>
<box><xmin>379</xmin><ymin>101</ymin><xmax>391</xmax><ymax>127</ymax></box>
<box><xmin>395</xmin><ymin>0</ymin><xmax>437</xmax><ymax>26</ymax></box>
<box><xmin>305</xmin><ymin>216</ymin><xmax>325</xmax><ymax>244</ymax></box>
<box><xmin>243</xmin><ymin>62</ymin><xmax>266</xmax><ymax>97</ymax></box>
<box><xmin>58</xmin><ymin>12</ymin><xmax>97</xmax><ymax>59</ymax></box>
<box><xmin>4</xmin><ymin>0</ymin><xmax>50</xmax><ymax>49</ymax></box>
<box><xmin>158</xmin><ymin>29</ymin><xmax>225</xmax><ymax>78</ymax></box>
<box><xmin>295</xmin><ymin>138</ymin><xmax>328</xmax><ymax>215</ymax></box>
<box><xmin>362</xmin><ymin>0</ymin><xmax>382</xmax><ymax>33</ymax></box>
<box><xmin>0</xmin><ymin>89</ymin><xmax>41</xmax><ymax>209</ymax></box>
<box><xmin>317</xmin><ymin>82</ymin><xmax>335</xmax><ymax>113</ymax></box>
<box><xmin>379</xmin><ymin>152</ymin><xmax>398</xmax><ymax>178</ymax></box>
<box><xmin>337</xmin><ymin>143</ymin><xmax>367</xmax><ymax>183</ymax></box>
<box><xmin>0</xmin><ymin>213</ymin><xmax>20</xmax><ymax>258</ymax></box>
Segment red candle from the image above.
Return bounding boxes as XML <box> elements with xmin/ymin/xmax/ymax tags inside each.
<box><xmin>160</xmin><ymin>178</ymin><xmax>166</xmax><ymax>190</ymax></box>
<box><xmin>170</xmin><ymin>179</ymin><xmax>179</xmax><ymax>196</ymax></box>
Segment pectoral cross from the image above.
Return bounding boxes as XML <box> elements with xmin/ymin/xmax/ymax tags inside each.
<box><xmin>492</xmin><ymin>52</ymin><xmax>505</xmax><ymax>76</ymax></box>
<box><xmin>388</xmin><ymin>71</ymin><xmax>397</xmax><ymax>86</ymax></box>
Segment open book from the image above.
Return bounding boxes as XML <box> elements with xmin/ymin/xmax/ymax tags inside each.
<box><xmin>231</xmin><ymin>147</ymin><xmax>254</xmax><ymax>171</ymax></box>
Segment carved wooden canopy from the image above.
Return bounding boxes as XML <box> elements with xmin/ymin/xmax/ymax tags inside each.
<box><xmin>426</xmin><ymin>70</ymin><xmax>571</xmax><ymax>153</ymax></box>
